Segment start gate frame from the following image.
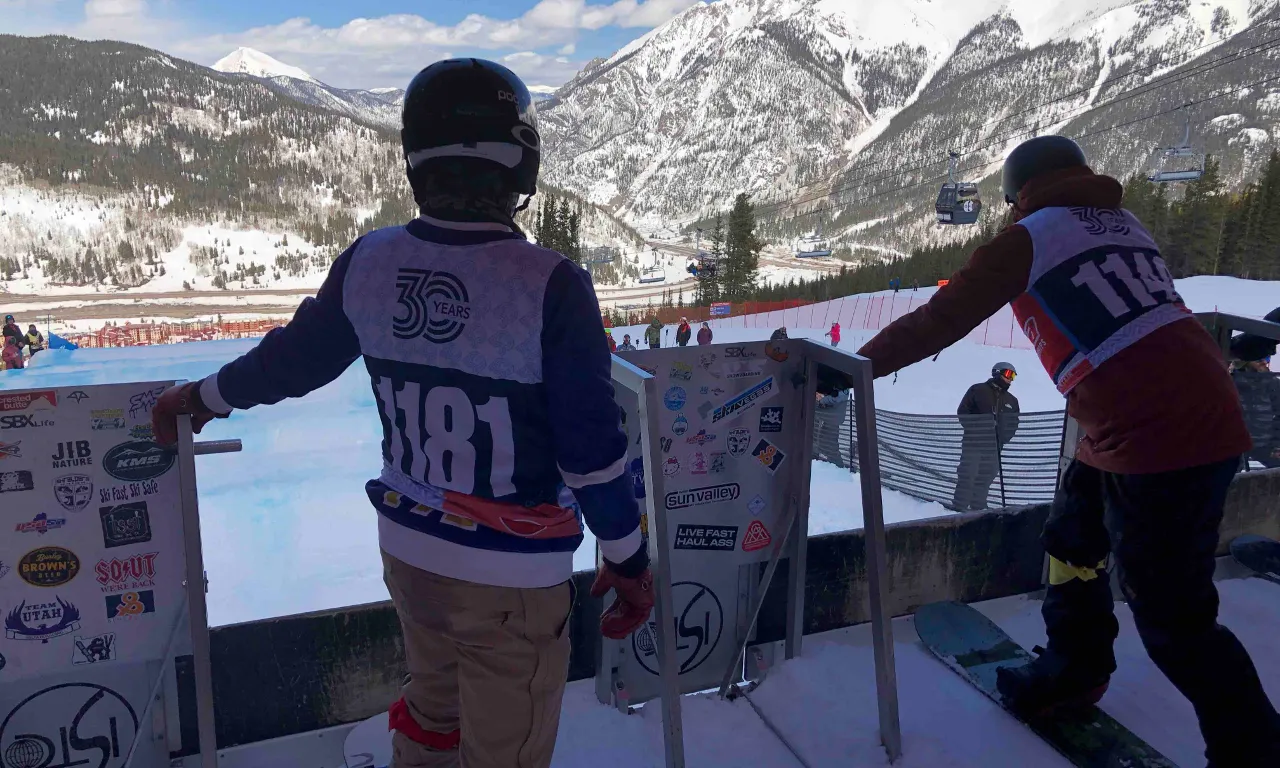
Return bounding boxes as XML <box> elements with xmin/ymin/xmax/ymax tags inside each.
<box><xmin>604</xmin><ymin>339</ymin><xmax>902</xmax><ymax>766</ymax></box>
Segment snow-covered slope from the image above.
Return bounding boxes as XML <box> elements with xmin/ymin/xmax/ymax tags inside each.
<box><xmin>212</xmin><ymin>46</ymin><xmax>318</xmax><ymax>84</ymax></box>
<box><xmin>541</xmin><ymin>0</ymin><xmax>1280</xmax><ymax>249</ymax></box>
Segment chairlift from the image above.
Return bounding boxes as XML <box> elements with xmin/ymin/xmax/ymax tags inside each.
<box><xmin>794</xmin><ymin>228</ymin><xmax>832</xmax><ymax>259</ymax></box>
<box><xmin>1148</xmin><ymin>108</ymin><xmax>1204</xmax><ymax>183</ymax></box>
<box><xmin>687</xmin><ymin>250</ymin><xmax>718</xmax><ymax>278</ymax></box>
<box><xmin>639</xmin><ymin>248</ymin><xmax>666</xmax><ymax>284</ymax></box>
<box><xmin>935</xmin><ymin>151</ymin><xmax>982</xmax><ymax>225</ymax></box>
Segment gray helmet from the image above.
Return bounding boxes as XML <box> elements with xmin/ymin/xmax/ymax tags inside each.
<box><xmin>992</xmin><ymin>362</ymin><xmax>1017</xmax><ymax>381</ymax></box>
<box><xmin>1001</xmin><ymin>136</ymin><xmax>1087</xmax><ymax>204</ymax></box>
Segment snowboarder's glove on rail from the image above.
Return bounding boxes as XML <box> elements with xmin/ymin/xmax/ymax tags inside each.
<box><xmin>591</xmin><ymin>564</ymin><xmax>654</xmax><ymax>640</ymax></box>
<box><xmin>152</xmin><ymin>381</ymin><xmax>225</xmax><ymax>446</ymax></box>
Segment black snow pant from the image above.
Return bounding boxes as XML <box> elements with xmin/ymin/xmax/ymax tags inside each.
<box><xmin>953</xmin><ymin>436</ymin><xmax>999</xmax><ymax>510</ymax></box>
<box><xmin>1042</xmin><ymin>457</ymin><xmax>1280</xmax><ymax>766</ymax></box>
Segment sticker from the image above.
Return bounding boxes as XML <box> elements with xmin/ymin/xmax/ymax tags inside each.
<box><xmin>669</xmin><ymin>362</ymin><xmax>693</xmax><ymax>381</ymax></box>
<box><xmin>697</xmin><ymin>401</ymin><xmax>713</xmax><ymax>420</ymax></box>
<box><xmin>632</xmin><ymin>581</ymin><xmax>723</xmax><ymax>675</ymax></box>
<box><xmin>663</xmin><ymin>386</ymin><xmax>687</xmax><ymax>411</ymax></box>
<box><xmin>686</xmin><ymin>429</ymin><xmax>716</xmax><ymax>446</ymax></box>
<box><xmin>751</xmin><ymin>438</ymin><xmax>786</xmax><ymax>473</ymax></box>
<box><xmin>53</xmin><ymin>473</ymin><xmax>94</xmax><ymax>512</ymax></box>
<box><xmin>689</xmin><ymin>451</ymin><xmax>708</xmax><ymax>475</ymax></box>
<box><xmin>127</xmin><ymin>384</ymin><xmax>167</xmax><ymax>419</ymax></box>
<box><xmin>67</xmin><ymin>390</ymin><xmax>90</xmax><ymax>403</ymax></box>
<box><xmin>0</xmin><ymin>440</ymin><xmax>21</xmax><ymax>459</ymax></box>
<box><xmin>15</xmin><ymin>513</ymin><xmax>67</xmax><ymax>535</ymax></box>
<box><xmin>0</xmin><ymin>682</ymin><xmax>139</xmax><ymax>768</ymax></box>
<box><xmin>98</xmin><ymin>479</ymin><xmax>159</xmax><ymax>504</ymax></box>
<box><xmin>664</xmin><ymin>482</ymin><xmax>740</xmax><ymax>510</ymax></box>
<box><xmin>0</xmin><ymin>652</ymin><xmax>4</xmax><ymax>671</ymax></box>
<box><xmin>722</xmin><ymin>361</ymin><xmax>765</xmax><ymax>380</ymax></box>
<box><xmin>0</xmin><ymin>390</ymin><xmax>57</xmax><ymax>411</ymax></box>
<box><xmin>672</xmin><ymin>413</ymin><xmax>688</xmax><ymax>436</ymax></box>
<box><xmin>742</xmin><ymin>520</ymin><xmax>772</xmax><ymax>552</ymax></box>
<box><xmin>94</xmin><ymin>553</ymin><xmax>158</xmax><ymax>593</ymax></box>
<box><xmin>698</xmin><ymin>353</ymin><xmax>718</xmax><ymax>375</ymax></box>
<box><xmin>659</xmin><ymin>436</ymin><xmax>672</xmax><ymax>453</ymax></box>
<box><xmin>662</xmin><ymin>456</ymin><xmax>681</xmax><ymax>476</ymax></box>
<box><xmin>72</xmin><ymin>632</ymin><xmax>117</xmax><ymax>665</ymax></box>
<box><xmin>18</xmin><ymin>547</ymin><xmax>80</xmax><ymax>587</ymax></box>
<box><xmin>128</xmin><ymin>424</ymin><xmax>154</xmax><ymax>440</ymax></box>
<box><xmin>673</xmin><ymin>524</ymin><xmax>739</xmax><ymax>551</ymax></box>
<box><xmin>630</xmin><ymin>457</ymin><xmax>645</xmax><ymax>498</ymax></box>
<box><xmin>699</xmin><ymin>386</ymin><xmax>709</xmax><ymax>395</ymax></box>
<box><xmin>0</xmin><ymin>470</ymin><xmax>35</xmax><ymax>493</ymax></box>
<box><xmin>102</xmin><ymin>440</ymin><xmax>175</xmax><ymax>481</ymax></box>
<box><xmin>106</xmin><ymin>590</ymin><xmax>156</xmax><ymax>620</ymax></box>
<box><xmin>727</xmin><ymin>428</ymin><xmax>752</xmax><ymax>457</ymax></box>
<box><xmin>759</xmin><ymin>406</ymin><xmax>783</xmax><ymax>433</ymax></box>
<box><xmin>711</xmin><ymin>376</ymin><xmax>775</xmax><ymax>424</ymax></box>
<box><xmin>99</xmin><ymin>502</ymin><xmax>153</xmax><ymax>549</ymax></box>
<box><xmin>0</xmin><ymin>413</ymin><xmax>54</xmax><ymax>430</ymax></box>
<box><xmin>92</xmin><ymin>408</ymin><xmax>127</xmax><ymax>431</ymax></box>
<box><xmin>4</xmin><ymin>596</ymin><xmax>81</xmax><ymax>641</ymax></box>
<box><xmin>724</xmin><ymin>346</ymin><xmax>757</xmax><ymax>359</ymax></box>
<box><xmin>748</xmin><ymin>494</ymin><xmax>766</xmax><ymax>516</ymax></box>
<box><xmin>639</xmin><ymin>512</ymin><xmax>649</xmax><ymax>537</ymax></box>
<box><xmin>0</xmin><ymin>561</ymin><xmax>9</xmax><ymax>580</ymax></box>
<box><xmin>709</xmin><ymin>452</ymin><xmax>726</xmax><ymax>473</ymax></box>
<box><xmin>51</xmin><ymin>439</ymin><xmax>93</xmax><ymax>469</ymax></box>
<box><xmin>765</xmin><ymin>341</ymin><xmax>788</xmax><ymax>362</ymax></box>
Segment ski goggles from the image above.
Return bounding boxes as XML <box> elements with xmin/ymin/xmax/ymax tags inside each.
<box><xmin>999</xmin><ymin>369</ymin><xmax>1017</xmax><ymax>382</ymax></box>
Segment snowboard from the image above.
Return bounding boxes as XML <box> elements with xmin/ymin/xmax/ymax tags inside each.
<box><xmin>914</xmin><ymin>601</ymin><xmax>1177</xmax><ymax>768</ymax></box>
<box><xmin>1230</xmin><ymin>534</ymin><xmax>1280</xmax><ymax>585</ymax></box>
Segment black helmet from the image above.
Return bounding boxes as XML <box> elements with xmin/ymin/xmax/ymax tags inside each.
<box><xmin>1229</xmin><ymin>306</ymin><xmax>1280</xmax><ymax>363</ymax></box>
<box><xmin>401</xmin><ymin>58</ymin><xmax>540</xmax><ymax>196</ymax></box>
<box><xmin>992</xmin><ymin>362</ymin><xmax>1017</xmax><ymax>381</ymax></box>
<box><xmin>1001</xmin><ymin>136</ymin><xmax>1087</xmax><ymax>204</ymax></box>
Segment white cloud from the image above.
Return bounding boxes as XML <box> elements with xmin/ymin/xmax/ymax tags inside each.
<box><xmin>85</xmin><ymin>0</ymin><xmax>145</xmax><ymax>16</ymax></box>
<box><xmin>558</xmin><ymin>42</ymin><xmax>576</xmax><ymax>55</ymax></box>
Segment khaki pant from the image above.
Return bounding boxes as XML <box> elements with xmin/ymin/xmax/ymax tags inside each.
<box><xmin>382</xmin><ymin>552</ymin><xmax>573</xmax><ymax>768</ymax></box>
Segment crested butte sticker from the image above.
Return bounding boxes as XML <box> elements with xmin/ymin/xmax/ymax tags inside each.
<box><xmin>0</xmin><ymin>390</ymin><xmax>57</xmax><ymax>411</ymax></box>
<box><xmin>711</xmin><ymin>377</ymin><xmax>775</xmax><ymax>424</ymax></box>
<box><xmin>673</xmin><ymin>524</ymin><xmax>738</xmax><ymax>551</ymax></box>
<box><xmin>664</xmin><ymin>482</ymin><xmax>740</xmax><ymax>510</ymax></box>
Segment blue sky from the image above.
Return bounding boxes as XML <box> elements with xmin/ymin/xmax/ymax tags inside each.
<box><xmin>0</xmin><ymin>0</ymin><xmax>702</xmax><ymax>89</ymax></box>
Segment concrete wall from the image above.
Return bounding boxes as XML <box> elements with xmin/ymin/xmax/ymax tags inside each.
<box><xmin>205</xmin><ymin>469</ymin><xmax>1280</xmax><ymax>749</ymax></box>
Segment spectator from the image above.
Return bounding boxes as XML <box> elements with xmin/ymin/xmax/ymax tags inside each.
<box><xmin>825</xmin><ymin>322</ymin><xmax>841</xmax><ymax>347</ymax></box>
<box><xmin>889</xmin><ymin>276</ymin><xmax>901</xmax><ymax>293</ymax></box>
<box><xmin>952</xmin><ymin>362</ymin><xmax>1020</xmax><ymax>511</ymax></box>
<box><xmin>3</xmin><ymin>314</ymin><xmax>24</xmax><ymax>355</ymax></box>
<box><xmin>617</xmin><ymin>334</ymin><xmax>637</xmax><ymax>352</ymax></box>
<box><xmin>697</xmin><ymin>322</ymin><xmax>713</xmax><ymax>345</ymax></box>
<box><xmin>2</xmin><ymin>336</ymin><xmax>23</xmax><ymax>370</ymax></box>
<box><xmin>912</xmin><ymin>279</ymin><xmax>920</xmax><ymax>291</ymax></box>
<box><xmin>814</xmin><ymin>386</ymin><xmax>850</xmax><ymax>467</ymax></box>
<box><xmin>1231</xmin><ymin>355</ymin><xmax>1280</xmax><ymax>470</ymax></box>
<box><xmin>675</xmin><ymin>317</ymin><xmax>692</xmax><ymax>347</ymax></box>
<box><xmin>644</xmin><ymin>318</ymin><xmax>662</xmax><ymax>349</ymax></box>
<box><xmin>25</xmin><ymin>324</ymin><xmax>45</xmax><ymax>355</ymax></box>
<box><xmin>607</xmin><ymin>330</ymin><xmax>617</xmax><ymax>353</ymax></box>
<box><xmin>770</xmin><ymin>327</ymin><xmax>788</xmax><ymax>341</ymax></box>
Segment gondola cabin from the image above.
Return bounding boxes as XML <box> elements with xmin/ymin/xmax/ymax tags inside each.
<box><xmin>936</xmin><ymin>182</ymin><xmax>981</xmax><ymax>225</ymax></box>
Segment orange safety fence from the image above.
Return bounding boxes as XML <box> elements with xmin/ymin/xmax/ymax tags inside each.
<box><xmin>604</xmin><ymin>299</ymin><xmax>814</xmax><ymax>328</ymax></box>
<box><xmin>62</xmin><ymin>318</ymin><xmax>291</xmax><ymax>349</ymax></box>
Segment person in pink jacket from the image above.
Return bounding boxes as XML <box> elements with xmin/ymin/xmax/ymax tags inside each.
<box><xmin>697</xmin><ymin>322</ymin><xmax>713</xmax><ymax>345</ymax></box>
<box><xmin>2</xmin><ymin>337</ymin><xmax>25</xmax><ymax>370</ymax></box>
<box><xmin>826</xmin><ymin>322</ymin><xmax>841</xmax><ymax>347</ymax></box>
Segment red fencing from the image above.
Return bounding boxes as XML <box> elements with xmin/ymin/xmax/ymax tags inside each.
<box><xmin>605</xmin><ymin>299</ymin><xmax>814</xmax><ymax>328</ymax></box>
<box><xmin>64</xmin><ymin>318</ymin><xmax>290</xmax><ymax>349</ymax></box>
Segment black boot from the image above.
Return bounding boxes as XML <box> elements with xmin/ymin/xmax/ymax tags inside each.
<box><xmin>995</xmin><ymin>646</ymin><xmax>1110</xmax><ymax>717</ymax></box>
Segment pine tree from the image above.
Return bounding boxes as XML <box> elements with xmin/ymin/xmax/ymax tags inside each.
<box><xmin>697</xmin><ymin>215</ymin><xmax>725</xmax><ymax>305</ymax></box>
<box><xmin>722</xmin><ymin>193</ymin><xmax>761</xmax><ymax>302</ymax></box>
<box><xmin>567</xmin><ymin>207</ymin><xmax>582</xmax><ymax>264</ymax></box>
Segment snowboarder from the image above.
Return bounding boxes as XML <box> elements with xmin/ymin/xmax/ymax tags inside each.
<box><xmin>24</xmin><ymin>324</ymin><xmax>44</xmax><ymax>355</ymax></box>
<box><xmin>617</xmin><ymin>334</ymin><xmax>637</xmax><ymax>352</ymax></box>
<box><xmin>150</xmin><ymin>58</ymin><xmax>653</xmax><ymax>768</ymax></box>
<box><xmin>1229</xmin><ymin>343</ymin><xmax>1280</xmax><ymax>470</ymax></box>
<box><xmin>697</xmin><ymin>322</ymin><xmax>712</xmax><ymax>345</ymax></box>
<box><xmin>856</xmin><ymin>135</ymin><xmax>1280</xmax><ymax>766</ymax></box>
<box><xmin>2</xmin><ymin>314</ymin><xmax>24</xmax><ymax>357</ymax></box>
<box><xmin>2</xmin><ymin>336</ymin><xmax>23</xmax><ymax>370</ymax></box>
<box><xmin>644</xmin><ymin>317</ymin><xmax>662</xmax><ymax>349</ymax></box>
<box><xmin>814</xmin><ymin>386</ymin><xmax>850</xmax><ymax>467</ymax></box>
<box><xmin>675</xmin><ymin>317</ymin><xmax>691</xmax><ymax>346</ymax></box>
<box><xmin>951</xmin><ymin>363</ymin><xmax>1019</xmax><ymax>511</ymax></box>
<box><xmin>825</xmin><ymin>322</ymin><xmax>841</xmax><ymax>347</ymax></box>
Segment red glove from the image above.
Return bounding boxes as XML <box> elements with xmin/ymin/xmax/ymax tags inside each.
<box><xmin>151</xmin><ymin>381</ymin><xmax>224</xmax><ymax>446</ymax></box>
<box><xmin>590</xmin><ymin>564</ymin><xmax>654</xmax><ymax>640</ymax></box>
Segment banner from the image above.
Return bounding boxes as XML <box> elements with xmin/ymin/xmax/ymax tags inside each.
<box><xmin>709</xmin><ymin>302</ymin><xmax>731</xmax><ymax>317</ymax></box>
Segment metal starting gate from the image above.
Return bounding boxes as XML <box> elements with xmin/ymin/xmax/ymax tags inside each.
<box><xmin>606</xmin><ymin>339</ymin><xmax>902</xmax><ymax>766</ymax></box>
<box><xmin>0</xmin><ymin>382</ymin><xmax>238</xmax><ymax>768</ymax></box>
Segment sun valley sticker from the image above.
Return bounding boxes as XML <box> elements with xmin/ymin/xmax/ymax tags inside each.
<box><xmin>711</xmin><ymin>376</ymin><xmax>775</xmax><ymax>424</ymax></box>
<box><xmin>664</xmin><ymin>482</ymin><xmax>740</xmax><ymax>510</ymax></box>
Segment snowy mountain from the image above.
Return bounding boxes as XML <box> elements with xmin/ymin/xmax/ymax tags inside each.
<box><xmin>0</xmin><ymin>36</ymin><xmax>645</xmax><ymax>295</ymax></box>
<box><xmin>539</xmin><ymin>0</ymin><xmax>1280</xmax><ymax>251</ymax></box>
<box><xmin>212</xmin><ymin>47</ymin><xmax>318</xmax><ymax>84</ymax></box>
